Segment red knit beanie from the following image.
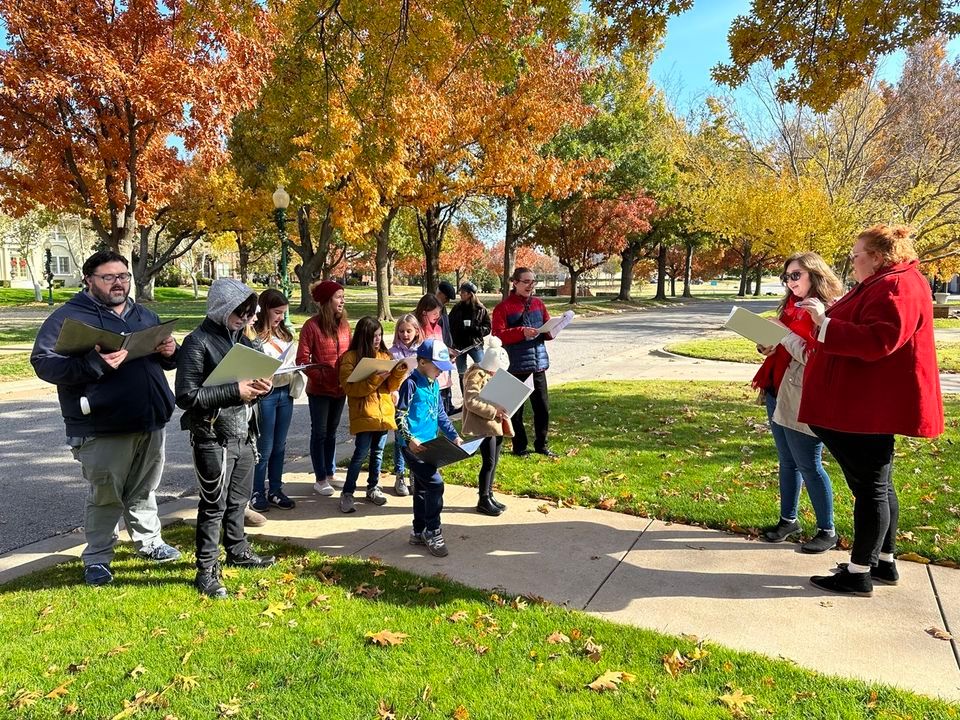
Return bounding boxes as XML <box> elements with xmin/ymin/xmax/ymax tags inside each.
<box><xmin>311</xmin><ymin>280</ymin><xmax>344</xmax><ymax>305</ymax></box>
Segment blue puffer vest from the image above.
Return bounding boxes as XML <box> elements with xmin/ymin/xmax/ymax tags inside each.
<box><xmin>500</xmin><ymin>293</ymin><xmax>550</xmax><ymax>373</ymax></box>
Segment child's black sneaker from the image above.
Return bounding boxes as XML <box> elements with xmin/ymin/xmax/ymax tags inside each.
<box><xmin>423</xmin><ymin>528</ymin><xmax>448</xmax><ymax>557</ymax></box>
<box><xmin>250</xmin><ymin>492</ymin><xmax>270</xmax><ymax>512</ymax></box>
<box><xmin>810</xmin><ymin>568</ymin><xmax>873</xmax><ymax>597</ymax></box>
<box><xmin>268</xmin><ymin>491</ymin><xmax>295</xmax><ymax>510</ymax></box>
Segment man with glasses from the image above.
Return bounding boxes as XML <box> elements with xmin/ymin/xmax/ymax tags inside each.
<box><xmin>32</xmin><ymin>250</ymin><xmax>181</xmax><ymax>586</ymax></box>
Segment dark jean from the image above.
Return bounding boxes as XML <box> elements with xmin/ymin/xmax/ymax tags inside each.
<box><xmin>393</xmin><ymin>431</ymin><xmax>406</xmax><ymax>477</ymax></box>
<box><xmin>308</xmin><ymin>393</ymin><xmax>346</xmax><ymax>479</ymax></box>
<box><xmin>402</xmin><ymin>447</ymin><xmax>444</xmax><ymax>534</ymax></box>
<box><xmin>810</xmin><ymin>426</ymin><xmax>897</xmax><ymax>567</ymax></box>
<box><xmin>254</xmin><ymin>386</ymin><xmax>294</xmax><ymax>496</ymax></box>
<box><xmin>343</xmin><ymin>431</ymin><xmax>388</xmax><ymax>494</ymax></box>
<box><xmin>764</xmin><ymin>392</ymin><xmax>835</xmax><ymax>530</ymax></box>
<box><xmin>510</xmin><ymin>370</ymin><xmax>549</xmax><ymax>453</ymax></box>
<box><xmin>192</xmin><ymin>437</ymin><xmax>254</xmax><ymax>569</ymax></box>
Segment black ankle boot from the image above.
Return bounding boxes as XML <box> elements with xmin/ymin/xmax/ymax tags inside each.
<box><xmin>490</xmin><ymin>495</ymin><xmax>506</xmax><ymax>511</ymax></box>
<box><xmin>811</xmin><ymin>568</ymin><xmax>873</xmax><ymax>597</ymax></box>
<box><xmin>476</xmin><ymin>495</ymin><xmax>503</xmax><ymax>516</ymax></box>
<box><xmin>194</xmin><ymin>563</ymin><xmax>227</xmax><ymax>599</ymax></box>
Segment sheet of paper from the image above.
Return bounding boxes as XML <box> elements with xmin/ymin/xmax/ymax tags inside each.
<box><xmin>723</xmin><ymin>306</ymin><xmax>789</xmax><ymax>347</ymax></box>
<box><xmin>118</xmin><ymin>319</ymin><xmax>178</xmax><ymax>361</ymax></box>
<box><xmin>477</xmin><ymin>369</ymin><xmax>534</xmax><ymax>417</ymax></box>
<box><xmin>344</xmin><ymin>357</ymin><xmax>410</xmax><ymax>383</ymax></box>
<box><xmin>273</xmin><ymin>362</ymin><xmax>317</xmax><ymax>376</ymax></box>
<box><xmin>202</xmin><ymin>343</ymin><xmax>282</xmax><ymax>387</ymax></box>
<box><xmin>538</xmin><ymin>310</ymin><xmax>574</xmax><ymax>337</ymax></box>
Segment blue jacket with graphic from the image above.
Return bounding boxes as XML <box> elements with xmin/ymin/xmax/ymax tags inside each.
<box><xmin>395</xmin><ymin>369</ymin><xmax>458</xmax><ymax>446</ymax></box>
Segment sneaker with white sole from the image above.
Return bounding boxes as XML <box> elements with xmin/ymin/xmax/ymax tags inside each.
<box><xmin>423</xmin><ymin>528</ymin><xmax>448</xmax><ymax>557</ymax></box>
<box><xmin>409</xmin><ymin>530</ymin><xmax>426</xmax><ymax>546</ymax></box>
<box><xmin>84</xmin><ymin>563</ymin><xmax>113</xmax><ymax>586</ymax></box>
<box><xmin>139</xmin><ymin>542</ymin><xmax>182</xmax><ymax>563</ymax></box>
<box><xmin>314</xmin><ymin>478</ymin><xmax>335</xmax><ymax>496</ymax></box>
<box><xmin>394</xmin><ymin>475</ymin><xmax>410</xmax><ymax>496</ymax></box>
<box><xmin>366</xmin><ymin>486</ymin><xmax>388</xmax><ymax>506</ymax></box>
<box><xmin>339</xmin><ymin>492</ymin><xmax>356</xmax><ymax>513</ymax></box>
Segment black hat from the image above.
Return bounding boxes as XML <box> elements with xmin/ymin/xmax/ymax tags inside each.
<box><xmin>437</xmin><ymin>281</ymin><xmax>457</xmax><ymax>300</ymax></box>
<box><xmin>459</xmin><ymin>281</ymin><xmax>477</xmax><ymax>295</ymax></box>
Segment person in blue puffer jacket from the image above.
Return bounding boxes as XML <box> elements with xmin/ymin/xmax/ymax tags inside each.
<box><xmin>491</xmin><ymin>266</ymin><xmax>556</xmax><ymax>458</ymax></box>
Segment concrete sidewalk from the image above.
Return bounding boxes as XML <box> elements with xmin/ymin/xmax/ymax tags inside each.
<box><xmin>2</xmin><ymin>461</ymin><xmax>958</xmax><ymax>702</ymax></box>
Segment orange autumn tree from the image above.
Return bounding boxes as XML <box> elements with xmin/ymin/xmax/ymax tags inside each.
<box><xmin>439</xmin><ymin>223</ymin><xmax>486</xmax><ymax>287</ymax></box>
<box><xmin>0</xmin><ymin>0</ymin><xmax>274</xmax><ymax>256</ymax></box>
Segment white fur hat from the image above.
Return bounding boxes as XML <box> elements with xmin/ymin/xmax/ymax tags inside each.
<box><xmin>478</xmin><ymin>336</ymin><xmax>509</xmax><ymax>372</ymax></box>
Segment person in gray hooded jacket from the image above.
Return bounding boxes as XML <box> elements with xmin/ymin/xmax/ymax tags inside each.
<box><xmin>175</xmin><ymin>278</ymin><xmax>276</xmax><ymax>598</ymax></box>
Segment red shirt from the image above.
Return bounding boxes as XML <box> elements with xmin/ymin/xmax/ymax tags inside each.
<box><xmin>799</xmin><ymin>261</ymin><xmax>944</xmax><ymax>438</ymax></box>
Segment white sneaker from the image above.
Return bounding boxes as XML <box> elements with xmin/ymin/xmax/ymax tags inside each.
<box><xmin>313</xmin><ymin>478</ymin><xmax>335</xmax><ymax>496</ymax></box>
<box><xmin>339</xmin><ymin>493</ymin><xmax>356</xmax><ymax>513</ymax></box>
<box><xmin>394</xmin><ymin>475</ymin><xmax>410</xmax><ymax>496</ymax></box>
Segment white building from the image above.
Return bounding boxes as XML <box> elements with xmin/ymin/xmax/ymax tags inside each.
<box><xmin>0</xmin><ymin>220</ymin><xmax>88</xmax><ymax>290</ymax></box>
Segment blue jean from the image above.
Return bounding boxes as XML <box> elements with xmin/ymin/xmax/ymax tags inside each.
<box><xmin>765</xmin><ymin>392</ymin><xmax>835</xmax><ymax>530</ymax></box>
<box><xmin>402</xmin><ymin>447</ymin><xmax>444</xmax><ymax>533</ymax></box>
<box><xmin>254</xmin><ymin>386</ymin><xmax>294</xmax><ymax>496</ymax></box>
<box><xmin>344</xmin><ymin>431</ymin><xmax>388</xmax><ymax>494</ymax></box>
<box><xmin>393</xmin><ymin>432</ymin><xmax>406</xmax><ymax>477</ymax></box>
<box><xmin>308</xmin><ymin>394</ymin><xmax>346</xmax><ymax>479</ymax></box>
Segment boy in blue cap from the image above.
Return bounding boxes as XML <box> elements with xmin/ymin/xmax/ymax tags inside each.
<box><xmin>395</xmin><ymin>338</ymin><xmax>462</xmax><ymax>556</ymax></box>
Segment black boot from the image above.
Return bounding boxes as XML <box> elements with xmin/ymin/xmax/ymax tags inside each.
<box><xmin>476</xmin><ymin>495</ymin><xmax>503</xmax><ymax>516</ymax></box>
<box><xmin>226</xmin><ymin>547</ymin><xmax>276</xmax><ymax>568</ymax></box>
<box><xmin>194</xmin><ymin>562</ymin><xmax>227</xmax><ymax>599</ymax></box>
<box><xmin>490</xmin><ymin>495</ymin><xmax>507</xmax><ymax>511</ymax></box>
<box><xmin>810</xmin><ymin>569</ymin><xmax>873</xmax><ymax>597</ymax></box>
<box><xmin>837</xmin><ymin>560</ymin><xmax>899</xmax><ymax>586</ymax></box>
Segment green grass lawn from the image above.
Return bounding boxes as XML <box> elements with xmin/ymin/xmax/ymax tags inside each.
<box><xmin>0</xmin><ymin>524</ymin><xmax>953</xmax><ymax>720</ymax></box>
<box><xmin>440</xmin><ymin>381</ymin><xmax>960</xmax><ymax>565</ymax></box>
<box><xmin>665</xmin><ymin>336</ymin><xmax>960</xmax><ymax>373</ymax></box>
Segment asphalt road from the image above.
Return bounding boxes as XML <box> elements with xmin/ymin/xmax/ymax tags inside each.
<box><xmin>0</xmin><ymin>299</ymin><xmax>772</xmax><ymax>555</ymax></box>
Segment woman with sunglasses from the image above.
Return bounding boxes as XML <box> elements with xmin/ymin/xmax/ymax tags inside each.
<box><xmin>754</xmin><ymin>253</ymin><xmax>844</xmax><ymax>554</ymax></box>
<box><xmin>492</xmin><ymin>267</ymin><xmax>556</xmax><ymax>457</ymax></box>
<box><xmin>797</xmin><ymin>225</ymin><xmax>943</xmax><ymax>597</ymax></box>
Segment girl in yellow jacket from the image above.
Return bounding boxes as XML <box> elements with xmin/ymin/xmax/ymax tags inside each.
<box><xmin>338</xmin><ymin>317</ymin><xmax>410</xmax><ymax>513</ymax></box>
<box><xmin>461</xmin><ymin>337</ymin><xmax>513</xmax><ymax>516</ymax></box>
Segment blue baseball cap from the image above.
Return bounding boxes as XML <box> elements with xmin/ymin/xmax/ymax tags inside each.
<box><xmin>416</xmin><ymin>338</ymin><xmax>453</xmax><ymax>371</ymax></box>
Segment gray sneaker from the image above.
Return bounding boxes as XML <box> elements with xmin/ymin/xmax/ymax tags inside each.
<box><xmin>139</xmin><ymin>542</ymin><xmax>182</xmax><ymax>563</ymax></box>
<box><xmin>339</xmin><ymin>493</ymin><xmax>356</xmax><ymax>513</ymax></box>
<box><xmin>366</xmin><ymin>486</ymin><xmax>388</xmax><ymax>506</ymax></box>
<box><xmin>423</xmin><ymin>528</ymin><xmax>448</xmax><ymax>557</ymax></box>
<box><xmin>409</xmin><ymin>530</ymin><xmax>426</xmax><ymax>546</ymax></box>
<box><xmin>394</xmin><ymin>475</ymin><xmax>410</xmax><ymax>496</ymax></box>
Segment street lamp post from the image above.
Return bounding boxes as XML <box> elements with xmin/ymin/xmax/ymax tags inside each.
<box><xmin>43</xmin><ymin>240</ymin><xmax>54</xmax><ymax>306</ymax></box>
<box><xmin>272</xmin><ymin>186</ymin><xmax>291</xmax><ymax>324</ymax></box>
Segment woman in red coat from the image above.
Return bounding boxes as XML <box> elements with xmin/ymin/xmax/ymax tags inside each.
<box><xmin>297</xmin><ymin>281</ymin><xmax>352</xmax><ymax>497</ymax></box>
<box><xmin>798</xmin><ymin>224</ymin><xmax>944</xmax><ymax>597</ymax></box>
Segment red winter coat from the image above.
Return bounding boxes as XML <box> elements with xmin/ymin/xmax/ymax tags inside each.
<box><xmin>297</xmin><ymin>316</ymin><xmax>351</xmax><ymax>397</ymax></box>
<box><xmin>798</xmin><ymin>260</ymin><xmax>943</xmax><ymax>438</ymax></box>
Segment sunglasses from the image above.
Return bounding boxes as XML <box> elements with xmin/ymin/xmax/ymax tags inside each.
<box><xmin>780</xmin><ymin>271</ymin><xmax>805</xmax><ymax>283</ymax></box>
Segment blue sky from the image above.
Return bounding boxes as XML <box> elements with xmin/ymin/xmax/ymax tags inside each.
<box><xmin>650</xmin><ymin>0</ymin><xmax>960</xmax><ymax>114</ymax></box>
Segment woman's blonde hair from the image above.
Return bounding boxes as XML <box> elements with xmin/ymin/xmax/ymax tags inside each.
<box><xmin>858</xmin><ymin>224</ymin><xmax>918</xmax><ymax>266</ymax></box>
<box><xmin>778</xmin><ymin>251</ymin><xmax>844</xmax><ymax>314</ymax></box>
<box><xmin>393</xmin><ymin>313</ymin><xmax>424</xmax><ymax>347</ymax></box>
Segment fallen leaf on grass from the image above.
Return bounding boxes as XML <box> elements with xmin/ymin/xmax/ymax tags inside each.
<box><xmin>355</xmin><ymin>583</ymin><xmax>384</xmax><ymax>599</ymax></box>
<box><xmin>128</xmin><ymin>665</ymin><xmax>147</xmax><ymax>679</ymax></box>
<box><xmin>582</xmin><ymin>637</ymin><xmax>603</xmax><ymax>663</ymax></box>
<box><xmin>63</xmin><ymin>702</ymin><xmax>80</xmax><ymax>715</ymax></box>
<box><xmin>447</xmin><ymin>610</ymin><xmax>469</xmax><ymax>623</ymax></box>
<box><xmin>260</xmin><ymin>602</ymin><xmax>293</xmax><ymax>618</ymax></box>
<box><xmin>418</xmin><ymin>586</ymin><xmax>442</xmax><ymax>595</ymax></box>
<box><xmin>452</xmin><ymin>705</ymin><xmax>470</xmax><ymax>720</ymax></box>
<box><xmin>662</xmin><ymin>649</ymin><xmax>687</xmax><ymax>678</ymax></box>
<box><xmin>866</xmin><ymin>691</ymin><xmax>879</xmax><ymax>709</ymax></box>
<box><xmin>38</xmin><ymin>604</ymin><xmax>54</xmax><ymax>618</ymax></box>
<box><xmin>67</xmin><ymin>661</ymin><xmax>89</xmax><ymax>675</ymax></box>
<box><xmin>376</xmin><ymin>699</ymin><xmax>396</xmax><ymax>720</ymax></box>
<box><xmin>597</xmin><ymin>497</ymin><xmax>617</xmax><ymax>511</ymax></box>
<box><xmin>372</xmin><ymin>568</ymin><xmax>388</xmax><ymax>577</ymax></box>
<box><xmin>9</xmin><ymin>689</ymin><xmax>41</xmax><ymax>709</ymax></box>
<box><xmin>897</xmin><ymin>552</ymin><xmax>930</xmax><ymax>564</ymax></box>
<box><xmin>719</xmin><ymin>687</ymin><xmax>755</xmax><ymax>715</ymax></box>
<box><xmin>366</xmin><ymin>630</ymin><xmax>409</xmax><ymax>646</ymax></box>
<box><xmin>217</xmin><ymin>697</ymin><xmax>242</xmax><ymax>717</ymax></box>
<box><xmin>536</xmin><ymin>504</ymin><xmax>551</xmax><ymax>514</ymax></box>
<box><xmin>926</xmin><ymin>627</ymin><xmax>954</xmax><ymax>641</ymax></box>
<box><xmin>307</xmin><ymin>594</ymin><xmax>330</xmax><ymax>607</ymax></box>
<box><xmin>106</xmin><ymin>644</ymin><xmax>132</xmax><ymax>657</ymax></box>
<box><xmin>546</xmin><ymin>631</ymin><xmax>570</xmax><ymax>644</ymax></box>
<box><xmin>44</xmin><ymin>679</ymin><xmax>73</xmax><ymax>699</ymax></box>
<box><xmin>111</xmin><ymin>689</ymin><xmax>166</xmax><ymax>720</ymax></box>
<box><xmin>587</xmin><ymin>670</ymin><xmax>636</xmax><ymax>692</ymax></box>
<box><xmin>150</xmin><ymin>627</ymin><xmax>167</xmax><ymax>638</ymax></box>
<box><xmin>173</xmin><ymin>675</ymin><xmax>199</xmax><ymax>691</ymax></box>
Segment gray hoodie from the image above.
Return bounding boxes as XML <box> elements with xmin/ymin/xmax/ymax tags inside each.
<box><xmin>206</xmin><ymin>278</ymin><xmax>257</xmax><ymax>330</ymax></box>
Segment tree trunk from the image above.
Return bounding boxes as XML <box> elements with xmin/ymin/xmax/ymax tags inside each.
<box><xmin>387</xmin><ymin>254</ymin><xmax>394</xmax><ymax>295</ymax></box>
<box><xmin>503</xmin><ymin>197</ymin><xmax>519</xmax><ymax>300</ymax></box>
<box><xmin>375</xmin><ymin>209</ymin><xmax>397</xmax><ymax>322</ymax></box>
<box><xmin>618</xmin><ymin>241</ymin><xmax>638</xmax><ymax>301</ymax></box>
<box><xmin>237</xmin><ymin>236</ymin><xmax>250</xmax><ymax>284</ymax></box>
<box><xmin>417</xmin><ymin>205</ymin><xmax>448</xmax><ymax>294</ymax></box>
<box><xmin>133</xmin><ymin>226</ymin><xmax>154</xmax><ymax>301</ymax></box>
<box><xmin>566</xmin><ymin>266</ymin><xmax>580</xmax><ymax>304</ymax></box>
<box><xmin>737</xmin><ymin>240</ymin><xmax>752</xmax><ymax>296</ymax></box>
<box><xmin>291</xmin><ymin>203</ymin><xmax>334</xmax><ymax>313</ymax></box>
<box><xmin>669</xmin><ymin>274</ymin><xmax>676</xmax><ymax>296</ymax></box>
<box><xmin>682</xmin><ymin>242</ymin><xmax>694</xmax><ymax>298</ymax></box>
<box><xmin>654</xmin><ymin>243</ymin><xmax>668</xmax><ymax>301</ymax></box>
<box><xmin>753</xmin><ymin>264</ymin><xmax>763</xmax><ymax>297</ymax></box>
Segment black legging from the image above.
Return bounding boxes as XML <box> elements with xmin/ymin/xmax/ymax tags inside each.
<box><xmin>509</xmin><ymin>370</ymin><xmax>549</xmax><ymax>453</ymax></box>
<box><xmin>810</xmin><ymin>426</ymin><xmax>897</xmax><ymax>566</ymax></box>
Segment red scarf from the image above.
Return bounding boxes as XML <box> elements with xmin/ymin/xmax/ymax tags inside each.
<box><xmin>751</xmin><ymin>295</ymin><xmax>816</xmax><ymax>394</ymax></box>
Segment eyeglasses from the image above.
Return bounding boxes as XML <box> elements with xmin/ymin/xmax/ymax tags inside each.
<box><xmin>91</xmin><ymin>273</ymin><xmax>131</xmax><ymax>283</ymax></box>
<box><xmin>780</xmin><ymin>271</ymin><xmax>805</xmax><ymax>284</ymax></box>
<box><xmin>516</xmin><ymin>278</ymin><xmax>537</xmax><ymax>286</ymax></box>
<box><xmin>848</xmin><ymin>251</ymin><xmax>868</xmax><ymax>262</ymax></box>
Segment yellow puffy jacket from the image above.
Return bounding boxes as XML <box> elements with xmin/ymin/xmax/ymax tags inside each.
<box><xmin>339</xmin><ymin>350</ymin><xmax>409</xmax><ymax>434</ymax></box>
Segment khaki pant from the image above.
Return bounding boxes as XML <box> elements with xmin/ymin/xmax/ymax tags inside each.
<box><xmin>76</xmin><ymin>430</ymin><xmax>166</xmax><ymax>566</ymax></box>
